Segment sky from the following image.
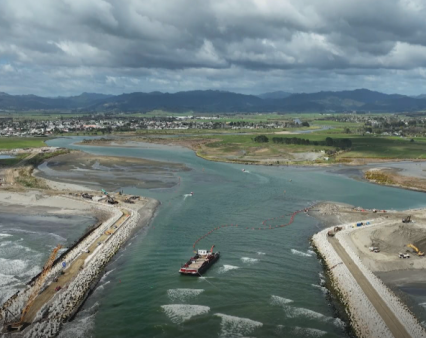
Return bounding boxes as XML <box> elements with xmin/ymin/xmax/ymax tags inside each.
<box><xmin>1</xmin><ymin>0</ymin><xmax>426</xmax><ymax>97</ymax></box>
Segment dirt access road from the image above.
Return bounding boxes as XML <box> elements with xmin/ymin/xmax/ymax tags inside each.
<box><xmin>329</xmin><ymin>237</ymin><xmax>411</xmax><ymax>338</ymax></box>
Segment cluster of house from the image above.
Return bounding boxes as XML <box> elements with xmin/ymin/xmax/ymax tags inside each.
<box><xmin>0</xmin><ymin>115</ymin><xmax>294</xmax><ymax>137</ymax></box>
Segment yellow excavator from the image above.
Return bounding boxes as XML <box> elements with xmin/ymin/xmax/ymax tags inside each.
<box><xmin>5</xmin><ymin>244</ymin><xmax>62</xmax><ymax>331</ymax></box>
<box><xmin>407</xmin><ymin>244</ymin><xmax>425</xmax><ymax>256</ymax></box>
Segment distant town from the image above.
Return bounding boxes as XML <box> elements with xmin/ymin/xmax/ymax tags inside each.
<box><xmin>0</xmin><ymin>112</ymin><xmax>425</xmax><ymax>137</ymax></box>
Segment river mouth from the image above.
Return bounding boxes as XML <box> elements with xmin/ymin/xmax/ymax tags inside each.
<box><xmin>23</xmin><ymin>136</ymin><xmax>426</xmax><ymax>338</ymax></box>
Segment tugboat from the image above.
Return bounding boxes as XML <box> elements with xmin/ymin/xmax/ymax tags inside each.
<box><xmin>179</xmin><ymin>245</ymin><xmax>220</xmax><ymax>276</ymax></box>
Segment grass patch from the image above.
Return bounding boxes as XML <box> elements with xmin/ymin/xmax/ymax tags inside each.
<box><xmin>191</xmin><ymin>131</ymin><xmax>426</xmax><ymax>161</ymax></box>
<box><xmin>365</xmin><ymin>171</ymin><xmax>395</xmax><ymax>184</ymax></box>
<box><xmin>0</xmin><ymin>137</ymin><xmax>47</xmax><ymax>150</ymax></box>
<box><xmin>15</xmin><ymin>167</ymin><xmax>48</xmax><ymax>189</ymax></box>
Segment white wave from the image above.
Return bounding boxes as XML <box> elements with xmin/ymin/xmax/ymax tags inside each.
<box><xmin>215</xmin><ymin>313</ymin><xmax>263</xmax><ymax>337</ymax></box>
<box><xmin>332</xmin><ymin>317</ymin><xmax>346</xmax><ymax>329</ymax></box>
<box><xmin>270</xmin><ymin>295</ymin><xmax>294</xmax><ymax>306</ymax></box>
<box><xmin>47</xmin><ymin>232</ymin><xmax>67</xmax><ymax>242</ymax></box>
<box><xmin>198</xmin><ymin>277</ymin><xmax>214</xmax><ymax>282</ymax></box>
<box><xmin>291</xmin><ymin>249</ymin><xmax>312</xmax><ymax>257</ymax></box>
<box><xmin>421</xmin><ymin>321</ymin><xmax>426</xmax><ymax>328</ymax></box>
<box><xmin>167</xmin><ymin>289</ymin><xmax>204</xmax><ymax>302</ymax></box>
<box><xmin>284</xmin><ymin>306</ymin><xmax>326</xmax><ymax>320</ymax></box>
<box><xmin>94</xmin><ymin>280</ymin><xmax>111</xmax><ymax>293</ymax></box>
<box><xmin>240</xmin><ymin>257</ymin><xmax>259</xmax><ymax>264</ymax></box>
<box><xmin>0</xmin><ymin>258</ymin><xmax>28</xmax><ymax>275</ymax></box>
<box><xmin>218</xmin><ymin>265</ymin><xmax>239</xmax><ymax>274</ymax></box>
<box><xmin>292</xmin><ymin>326</ymin><xmax>327</xmax><ymax>337</ymax></box>
<box><xmin>0</xmin><ymin>241</ymin><xmax>11</xmax><ymax>247</ymax></box>
<box><xmin>256</xmin><ymin>252</ymin><xmax>265</xmax><ymax>255</ymax></box>
<box><xmin>0</xmin><ymin>273</ymin><xmax>21</xmax><ymax>290</ymax></box>
<box><xmin>0</xmin><ymin>233</ymin><xmax>12</xmax><ymax>238</ymax></box>
<box><xmin>307</xmin><ymin>250</ymin><xmax>316</xmax><ymax>255</ymax></box>
<box><xmin>420</xmin><ymin>302</ymin><xmax>426</xmax><ymax>309</ymax></box>
<box><xmin>161</xmin><ymin>304</ymin><xmax>210</xmax><ymax>324</ymax></box>
<box><xmin>100</xmin><ymin>268</ymin><xmax>116</xmax><ymax>282</ymax></box>
<box><xmin>22</xmin><ymin>265</ymin><xmax>42</xmax><ymax>277</ymax></box>
<box><xmin>311</xmin><ymin>284</ymin><xmax>328</xmax><ymax>294</ymax></box>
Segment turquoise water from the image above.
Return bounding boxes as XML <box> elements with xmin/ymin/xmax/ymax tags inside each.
<box><xmin>46</xmin><ymin>137</ymin><xmax>426</xmax><ymax>338</ymax></box>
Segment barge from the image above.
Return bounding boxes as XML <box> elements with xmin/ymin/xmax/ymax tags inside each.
<box><xmin>179</xmin><ymin>245</ymin><xmax>220</xmax><ymax>276</ymax></box>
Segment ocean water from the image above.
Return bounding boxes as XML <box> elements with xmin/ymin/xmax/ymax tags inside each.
<box><xmin>0</xmin><ymin>212</ymin><xmax>95</xmax><ymax>304</ymax></box>
<box><xmin>35</xmin><ymin>137</ymin><xmax>426</xmax><ymax>338</ymax></box>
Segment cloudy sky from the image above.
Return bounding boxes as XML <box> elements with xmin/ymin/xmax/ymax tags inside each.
<box><xmin>1</xmin><ymin>0</ymin><xmax>426</xmax><ymax>96</ymax></box>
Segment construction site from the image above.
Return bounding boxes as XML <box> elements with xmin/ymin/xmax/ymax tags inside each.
<box><xmin>311</xmin><ymin>202</ymin><xmax>426</xmax><ymax>338</ymax></box>
<box><xmin>0</xmin><ymin>189</ymin><xmax>159</xmax><ymax>338</ymax></box>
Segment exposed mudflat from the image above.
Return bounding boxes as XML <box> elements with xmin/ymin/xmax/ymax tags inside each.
<box><xmin>35</xmin><ymin>151</ymin><xmax>190</xmax><ymax>191</ymax></box>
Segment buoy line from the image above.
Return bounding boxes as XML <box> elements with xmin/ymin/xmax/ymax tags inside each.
<box><xmin>192</xmin><ymin>206</ymin><xmax>312</xmax><ymax>249</ymax></box>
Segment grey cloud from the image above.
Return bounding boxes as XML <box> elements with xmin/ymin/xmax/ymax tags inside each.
<box><xmin>0</xmin><ymin>0</ymin><xmax>426</xmax><ymax>95</ymax></box>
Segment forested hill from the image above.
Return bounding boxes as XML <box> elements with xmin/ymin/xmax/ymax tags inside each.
<box><xmin>1</xmin><ymin>89</ymin><xmax>426</xmax><ymax>113</ymax></box>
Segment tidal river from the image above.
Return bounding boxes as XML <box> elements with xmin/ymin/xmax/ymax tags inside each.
<box><xmin>43</xmin><ymin>137</ymin><xmax>426</xmax><ymax>338</ymax></box>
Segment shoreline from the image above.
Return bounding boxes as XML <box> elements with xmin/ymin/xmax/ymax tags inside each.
<box><xmin>364</xmin><ymin>167</ymin><xmax>426</xmax><ymax>193</ymax></box>
<box><xmin>0</xmin><ymin>158</ymin><xmax>160</xmax><ymax>337</ymax></box>
<box><xmin>76</xmin><ymin>136</ymin><xmax>426</xmax><ymax>168</ymax></box>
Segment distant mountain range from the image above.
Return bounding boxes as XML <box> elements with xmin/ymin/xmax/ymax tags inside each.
<box><xmin>257</xmin><ymin>91</ymin><xmax>293</xmax><ymax>99</ymax></box>
<box><xmin>1</xmin><ymin>89</ymin><xmax>426</xmax><ymax>113</ymax></box>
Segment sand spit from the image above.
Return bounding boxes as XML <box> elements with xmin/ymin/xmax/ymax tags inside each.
<box><xmin>0</xmin><ymin>192</ymin><xmax>158</xmax><ymax>338</ymax></box>
<box><xmin>365</xmin><ymin>167</ymin><xmax>426</xmax><ymax>193</ymax></box>
<box><xmin>312</xmin><ymin>205</ymin><xmax>426</xmax><ymax>338</ymax></box>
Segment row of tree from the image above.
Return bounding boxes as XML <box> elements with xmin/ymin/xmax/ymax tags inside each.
<box><xmin>253</xmin><ymin>135</ymin><xmax>352</xmax><ymax>149</ymax></box>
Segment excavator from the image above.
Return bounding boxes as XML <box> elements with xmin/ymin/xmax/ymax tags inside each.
<box><xmin>407</xmin><ymin>244</ymin><xmax>425</xmax><ymax>256</ymax></box>
<box><xmin>402</xmin><ymin>215</ymin><xmax>411</xmax><ymax>223</ymax></box>
<box><xmin>5</xmin><ymin>244</ymin><xmax>62</xmax><ymax>331</ymax></box>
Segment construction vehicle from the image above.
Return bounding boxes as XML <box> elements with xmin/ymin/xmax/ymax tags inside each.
<box><xmin>124</xmin><ymin>198</ymin><xmax>135</xmax><ymax>204</ymax></box>
<box><xmin>5</xmin><ymin>245</ymin><xmax>61</xmax><ymax>331</ymax></box>
<box><xmin>107</xmin><ymin>197</ymin><xmax>118</xmax><ymax>205</ymax></box>
<box><xmin>402</xmin><ymin>215</ymin><xmax>411</xmax><ymax>223</ymax></box>
<box><xmin>399</xmin><ymin>252</ymin><xmax>410</xmax><ymax>259</ymax></box>
<box><xmin>407</xmin><ymin>244</ymin><xmax>425</xmax><ymax>256</ymax></box>
<box><xmin>101</xmin><ymin>189</ymin><xmax>109</xmax><ymax>196</ymax></box>
<box><xmin>105</xmin><ymin>229</ymin><xmax>114</xmax><ymax>235</ymax></box>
